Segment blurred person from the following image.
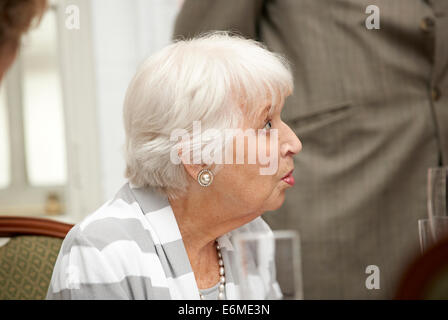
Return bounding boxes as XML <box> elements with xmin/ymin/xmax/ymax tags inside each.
<box><xmin>174</xmin><ymin>0</ymin><xmax>448</xmax><ymax>299</ymax></box>
<box><xmin>0</xmin><ymin>0</ymin><xmax>47</xmax><ymax>82</ymax></box>
<box><xmin>46</xmin><ymin>33</ymin><xmax>302</xmax><ymax>300</ymax></box>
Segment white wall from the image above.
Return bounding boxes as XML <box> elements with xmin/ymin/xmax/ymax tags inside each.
<box><xmin>90</xmin><ymin>0</ymin><xmax>181</xmax><ymax>201</ymax></box>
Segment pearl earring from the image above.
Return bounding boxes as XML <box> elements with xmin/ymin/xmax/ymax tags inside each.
<box><xmin>197</xmin><ymin>168</ymin><xmax>214</xmax><ymax>187</ymax></box>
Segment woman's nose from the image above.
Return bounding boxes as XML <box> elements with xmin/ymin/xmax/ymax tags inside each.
<box><xmin>281</xmin><ymin>125</ymin><xmax>302</xmax><ymax>157</ymax></box>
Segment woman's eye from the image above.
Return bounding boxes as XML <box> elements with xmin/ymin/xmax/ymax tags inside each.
<box><xmin>263</xmin><ymin>120</ymin><xmax>272</xmax><ymax>131</ymax></box>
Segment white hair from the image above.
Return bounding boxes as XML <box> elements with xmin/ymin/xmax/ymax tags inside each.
<box><xmin>123</xmin><ymin>32</ymin><xmax>293</xmax><ymax>199</ymax></box>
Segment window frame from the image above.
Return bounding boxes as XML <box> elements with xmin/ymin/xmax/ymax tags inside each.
<box><xmin>0</xmin><ymin>0</ymin><xmax>102</xmax><ymax>222</ymax></box>
<box><xmin>0</xmin><ymin>46</ymin><xmax>66</xmax><ymax>216</ymax></box>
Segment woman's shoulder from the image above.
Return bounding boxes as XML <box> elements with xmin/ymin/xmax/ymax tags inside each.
<box><xmin>62</xmin><ymin>188</ymin><xmax>156</xmax><ymax>257</ymax></box>
<box><xmin>47</xmin><ymin>189</ymin><xmax>163</xmax><ymax>299</ymax></box>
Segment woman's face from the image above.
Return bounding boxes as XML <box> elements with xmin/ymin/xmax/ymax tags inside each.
<box><xmin>212</xmin><ymin>100</ymin><xmax>302</xmax><ymax>218</ymax></box>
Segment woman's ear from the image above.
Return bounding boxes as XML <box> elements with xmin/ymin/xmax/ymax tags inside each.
<box><xmin>182</xmin><ymin>162</ymin><xmax>203</xmax><ymax>182</ymax></box>
<box><xmin>178</xmin><ymin>148</ymin><xmax>203</xmax><ymax>181</ymax></box>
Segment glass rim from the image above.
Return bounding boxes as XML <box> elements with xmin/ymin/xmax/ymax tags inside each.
<box><xmin>419</xmin><ymin>216</ymin><xmax>448</xmax><ymax>223</ymax></box>
<box><xmin>428</xmin><ymin>166</ymin><xmax>448</xmax><ymax>171</ymax></box>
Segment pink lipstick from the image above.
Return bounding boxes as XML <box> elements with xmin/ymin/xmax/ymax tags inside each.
<box><xmin>281</xmin><ymin>170</ymin><xmax>295</xmax><ymax>186</ymax></box>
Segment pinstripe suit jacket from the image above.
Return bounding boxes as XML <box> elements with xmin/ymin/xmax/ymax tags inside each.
<box><xmin>46</xmin><ymin>183</ymin><xmax>281</xmax><ymax>299</ymax></box>
<box><xmin>174</xmin><ymin>0</ymin><xmax>448</xmax><ymax>299</ymax></box>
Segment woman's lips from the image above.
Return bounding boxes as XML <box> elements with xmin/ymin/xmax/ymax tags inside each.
<box><xmin>281</xmin><ymin>170</ymin><xmax>295</xmax><ymax>186</ymax></box>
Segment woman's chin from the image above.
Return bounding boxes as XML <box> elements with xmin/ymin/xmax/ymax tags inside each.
<box><xmin>264</xmin><ymin>191</ymin><xmax>286</xmax><ymax>212</ymax></box>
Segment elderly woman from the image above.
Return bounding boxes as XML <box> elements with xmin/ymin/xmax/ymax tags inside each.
<box><xmin>47</xmin><ymin>32</ymin><xmax>302</xmax><ymax>300</ymax></box>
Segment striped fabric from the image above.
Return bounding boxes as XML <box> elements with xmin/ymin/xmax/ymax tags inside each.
<box><xmin>46</xmin><ymin>183</ymin><xmax>281</xmax><ymax>300</ymax></box>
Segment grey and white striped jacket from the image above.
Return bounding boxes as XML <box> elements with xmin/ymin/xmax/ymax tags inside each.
<box><xmin>46</xmin><ymin>183</ymin><xmax>281</xmax><ymax>299</ymax></box>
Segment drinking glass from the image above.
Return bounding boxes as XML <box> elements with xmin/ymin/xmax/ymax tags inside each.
<box><xmin>420</xmin><ymin>167</ymin><xmax>448</xmax><ymax>253</ymax></box>
<box><xmin>427</xmin><ymin>167</ymin><xmax>448</xmax><ymax>218</ymax></box>
<box><xmin>233</xmin><ymin>230</ymin><xmax>303</xmax><ymax>300</ymax></box>
<box><xmin>418</xmin><ymin>216</ymin><xmax>448</xmax><ymax>253</ymax></box>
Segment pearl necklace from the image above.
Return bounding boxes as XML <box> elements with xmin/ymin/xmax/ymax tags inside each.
<box><xmin>199</xmin><ymin>240</ymin><xmax>226</xmax><ymax>300</ymax></box>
